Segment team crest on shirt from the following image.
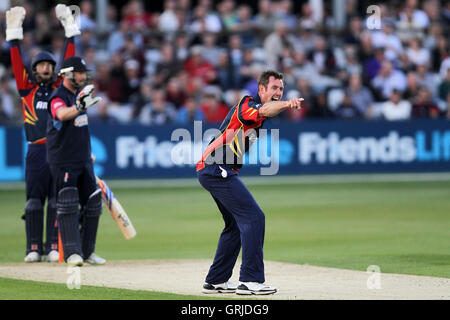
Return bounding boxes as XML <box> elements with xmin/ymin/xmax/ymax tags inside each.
<box><xmin>74</xmin><ymin>114</ymin><xmax>88</xmax><ymax>127</ymax></box>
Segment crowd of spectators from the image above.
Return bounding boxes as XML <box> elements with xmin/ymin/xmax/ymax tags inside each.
<box><xmin>0</xmin><ymin>0</ymin><xmax>450</xmax><ymax>126</ymax></box>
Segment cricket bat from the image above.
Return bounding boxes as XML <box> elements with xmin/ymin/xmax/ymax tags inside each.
<box><xmin>95</xmin><ymin>176</ymin><xmax>137</xmax><ymax>240</ymax></box>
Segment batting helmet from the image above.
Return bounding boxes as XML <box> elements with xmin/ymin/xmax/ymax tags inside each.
<box><xmin>58</xmin><ymin>56</ymin><xmax>90</xmax><ymax>75</ymax></box>
<box><xmin>31</xmin><ymin>51</ymin><xmax>56</xmax><ymax>71</ymax></box>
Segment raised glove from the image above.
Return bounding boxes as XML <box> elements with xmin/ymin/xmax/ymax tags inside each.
<box><xmin>6</xmin><ymin>6</ymin><xmax>26</xmax><ymax>41</ymax></box>
<box><xmin>55</xmin><ymin>4</ymin><xmax>81</xmax><ymax>38</ymax></box>
<box><xmin>76</xmin><ymin>85</ymin><xmax>102</xmax><ymax>112</ymax></box>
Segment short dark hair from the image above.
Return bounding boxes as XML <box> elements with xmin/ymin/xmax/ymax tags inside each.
<box><xmin>258</xmin><ymin>70</ymin><xmax>284</xmax><ymax>89</ymax></box>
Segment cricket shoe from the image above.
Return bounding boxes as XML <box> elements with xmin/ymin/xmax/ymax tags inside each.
<box><xmin>24</xmin><ymin>251</ymin><xmax>41</xmax><ymax>263</ymax></box>
<box><xmin>44</xmin><ymin>250</ymin><xmax>59</xmax><ymax>263</ymax></box>
<box><xmin>84</xmin><ymin>253</ymin><xmax>106</xmax><ymax>265</ymax></box>
<box><xmin>67</xmin><ymin>254</ymin><xmax>83</xmax><ymax>267</ymax></box>
<box><xmin>236</xmin><ymin>282</ymin><xmax>277</xmax><ymax>295</ymax></box>
<box><xmin>202</xmin><ymin>281</ymin><xmax>238</xmax><ymax>294</ymax></box>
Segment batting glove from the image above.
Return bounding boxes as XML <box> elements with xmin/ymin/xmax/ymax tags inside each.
<box><xmin>55</xmin><ymin>4</ymin><xmax>81</xmax><ymax>38</ymax></box>
<box><xmin>5</xmin><ymin>6</ymin><xmax>26</xmax><ymax>41</ymax></box>
<box><xmin>76</xmin><ymin>85</ymin><xmax>102</xmax><ymax>112</ymax></box>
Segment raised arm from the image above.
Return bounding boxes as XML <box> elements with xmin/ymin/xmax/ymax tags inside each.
<box><xmin>54</xmin><ymin>4</ymin><xmax>80</xmax><ymax>85</ymax></box>
<box><xmin>258</xmin><ymin>98</ymin><xmax>304</xmax><ymax>118</ymax></box>
<box><xmin>6</xmin><ymin>7</ymin><xmax>35</xmax><ymax>95</ymax></box>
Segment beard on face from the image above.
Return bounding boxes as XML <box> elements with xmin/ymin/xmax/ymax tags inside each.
<box><xmin>34</xmin><ymin>70</ymin><xmax>54</xmax><ymax>85</ymax></box>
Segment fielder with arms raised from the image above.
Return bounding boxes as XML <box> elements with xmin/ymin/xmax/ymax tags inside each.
<box><xmin>47</xmin><ymin>56</ymin><xmax>104</xmax><ymax>267</ymax></box>
<box><xmin>6</xmin><ymin>5</ymin><xmax>78</xmax><ymax>263</ymax></box>
<box><xmin>197</xmin><ymin>70</ymin><xmax>303</xmax><ymax>295</ymax></box>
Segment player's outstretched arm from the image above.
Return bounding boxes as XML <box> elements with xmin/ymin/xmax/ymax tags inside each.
<box><xmin>6</xmin><ymin>7</ymin><xmax>35</xmax><ymax>94</ymax></box>
<box><xmin>258</xmin><ymin>98</ymin><xmax>304</xmax><ymax>118</ymax></box>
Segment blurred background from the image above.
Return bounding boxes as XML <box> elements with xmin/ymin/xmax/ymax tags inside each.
<box><xmin>0</xmin><ymin>0</ymin><xmax>450</xmax><ymax>179</ymax></box>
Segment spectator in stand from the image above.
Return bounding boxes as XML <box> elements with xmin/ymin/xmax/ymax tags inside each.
<box><xmin>306</xmin><ymin>91</ymin><xmax>334</xmax><ymax>119</ymax></box>
<box><xmin>34</xmin><ymin>12</ymin><xmax>52</xmax><ymax>48</ymax></box>
<box><xmin>200</xmin><ymin>91</ymin><xmax>229</xmax><ymax>123</ymax></box>
<box><xmin>346</xmin><ymin>73</ymin><xmax>374</xmax><ymax>118</ymax></box>
<box><xmin>201</xmin><ymin>32</ymin><xmax>223</xmax><ymax>67</ymax></box>
<box><xmin>284</xmin><ymin>89</ymin><xmax>307</xmax><ymax>122</ymax></box>
<box><xmin>440</xmin><ymin>57</ymin><xmax>450</xmax><ymax>79</ymax></box>
<box><xmin>88</xmin><ymin>96</ymin><xmax>119</xmax><ymax>125</ymax></box>
<box><xmin>79</xmin><ymin>0</ymin><xmax>96</xmax><ymax>31</ymax></box>
<box><xmin>138</xmin><ymin>88</ymin><xmax>177</xmax><ymax>125</ymax></box>
<box><xmin>289</xmin><ymin>24</ymin><xmax>317</xmax><ymax>56</ymax></box>
<box><xmin>120</xmin><ymin>34</ymin><xmax>145</xmax><ymax>76</ymax></box>
<box><xmin>165</xmin><ymin>76</ymin><xmax>187</xmax><ymax>109</ymax></box>
<box><xmin>174</xmin><ymin>32</ymin><xmax>190</xmax><ymax>62</ymax></box>
<box><xmin>405</xmin><ymin>38</ymin><xmax>430</xmax><ymax>68</ymax></box>
<box><xmin>334</xmin><ymin>93</ymin><xmax>362</xmax><ymax>119</ymax></box>
<box><xmin>216</xmin><ymin>51</ymin><xmax>239</xmax><ymax>90</ymax></box>
<box><xmin>308</xmin><ymin>35</ymin><xmax>337</xmax><ymax>76</ymax></box>
<box><xmin>364</xmin><ymin>46</ymin><xmax>385</xmax><ymax>82</ymax></box>
<box><xmin>446</xmin><ymin>92</ymin><xmax>450</xmax><ymax>119</ymax></box>
<box><xmin>431</xmin><ymin>35</ymin><xmax>449</xmax><ymax>73</ymax></box>
<box><xmin>0</xmin><ymin>100</ymin><xmax>10</xmax><ymax>125</ymax></box>
<box><xmin>183</xmin><ymin>45</ymin><xmax>216</xmax><ymax>85</ymax></box>
<box><xmin>130</xmin><ymin>80</ymin><xmax>153</xmax><ymax>120</ymax></box>
<box><xmin>411</xmin><ymin>87</ymin><xmax>441</xmax><ymax>118</ymax></box>
<box><xmin>230</xmin><ymin>4</ymin><xmax>256</xmax><ymax>45</ymax></box>
<box><xmin>0</xmin><ymin>34</ymin><xmax>11</xmax><ymax>69</ymax></box>
<box><xmin>415</xmin><ymin>63</ymin><xmax>439</xmax><ymax>97</ymax></box>
<box><xmin>83</xmin><ymin>47</ymin><xmax>97</xmax><ymax>78</ymax></box>
<box><xmin>189</xmin><ymin>1</ymin><xmax>222</xmax><ymax>34</ymax></box>
<box><xmin>438</xmin><ymin>68</ymin><xmax>450</xmax><ymax>103</ymax></box>
<box><xmin>107</xmin><ymin>52</ymin><xmax>126</xmax><ymax>103</ymax></box>
<box><xmin>337</xmin><ymin>46</ymin><xmax>362</xmax><ymax>83</ymax></box>
<box><xmin>176</xmin><ymin>95</ymin><xmax>205</xmax><ymax>124</ymax></box>
<box><xmin>107</xmin><ymin>20</ymin><xmax>143</xmax><ymax>55</ymax></box>
<box><xmin>273</xmin><ymin>0</ymin><xmax>297</xmax><ymax>30</ymax></box>
<box><xmin>358</xmin><ymin>31</ymin><xmax>375</xmax><ymax>64</ymax></box>
<box><xmin>217</xmin><ymin>0</ymin><xmax>237</xmax><ymax>31</ymax></box>
<box><xmin>0</xmin><ymin>76</ymin><xmax>19</xmax><ymax>124</ymax></box>
<box><xmin>371</xmin><ymin>20</ymin><xmax>403</xmax><ymax>62</ymax></box>
<box><xmin>76</xmin><ymin>28</ymin><xmax>97</xmax><ymax>57</ymax></box>
<box><xmin>158</xmin><ymin>0</ymin><xmax>180</xmax><ymax>34</ymax></box>
<box><xmin>155</xmin><ymin>42</ymin><xmax>182</xmax><ymax>86</ymax></box>
<box><xmin>404</xmin><ymin>71</ymin><xmax>421</xmax><ymax>104</ymax></box>
<box><xmin>228</xmin><ymin>34</ymin><xmax>244</xmax><ymax>85</ymax></box>
<box><xmin>344</xmin><ymin>16</ymin><xmax>363</xmax><ymax>46</ymax></box>
<box><xmin>398</xmin><ymin>0</ymin><xmax>430</xmax><ymax>30</ymax></box>
<box><xmin>371</xmin><ymin>60</ymin><xmax>407</xmax><ymax>100</ymax></box>
<box><xmin>381</xmin><ymin>89</ymin><xmax>412</xmax><ymax>120</ymax></box>
<box><xmin>263</xmin><ymin>21</ymin><xmax>289</xmax><ymax>68</ymax></box>
<box><xmin>298</xmin><ymin>1</ymin><xmax>318</xmax><ymax>30</ymax></box>
<box><xmin>122</xmin><ymin>59</ymin><xmax>141</xmax><ymax>102</ymax></box>
<box><xmin>95</xmin><ymin>62</ymin><xmax>112</xmax><ymax>98</ymax></box>
<box><xmin>122</xmin><ymin>0</ymin><xmax>155</xmax><ymax>32</ymax></box>
<box><xmin>253</xmin><ymin>0</ymin><xmax>277</xmax><ymax>34</ymax></box>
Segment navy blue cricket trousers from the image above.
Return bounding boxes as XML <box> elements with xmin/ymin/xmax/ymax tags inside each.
<box><xmin>197</xmin><ymin>164</ymin><xmax>266</xmax><ymax>284</ymax></box>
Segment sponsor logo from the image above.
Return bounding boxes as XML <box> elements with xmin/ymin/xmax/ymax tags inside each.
<box><xmin>36</xmin><ymin>101</ymin><xmax>48</xmax><ymax>110</ymax></box>
<box><xmin>74</xmin><ymin>114</ymin><xmax>88</xmax><ymax>127</ymax></box>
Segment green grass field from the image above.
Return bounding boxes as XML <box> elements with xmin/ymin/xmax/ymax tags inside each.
<box><xmin>0</xmin><ymin>177</ymin><xmax>449</xmax><ymax>299</ymax></box>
